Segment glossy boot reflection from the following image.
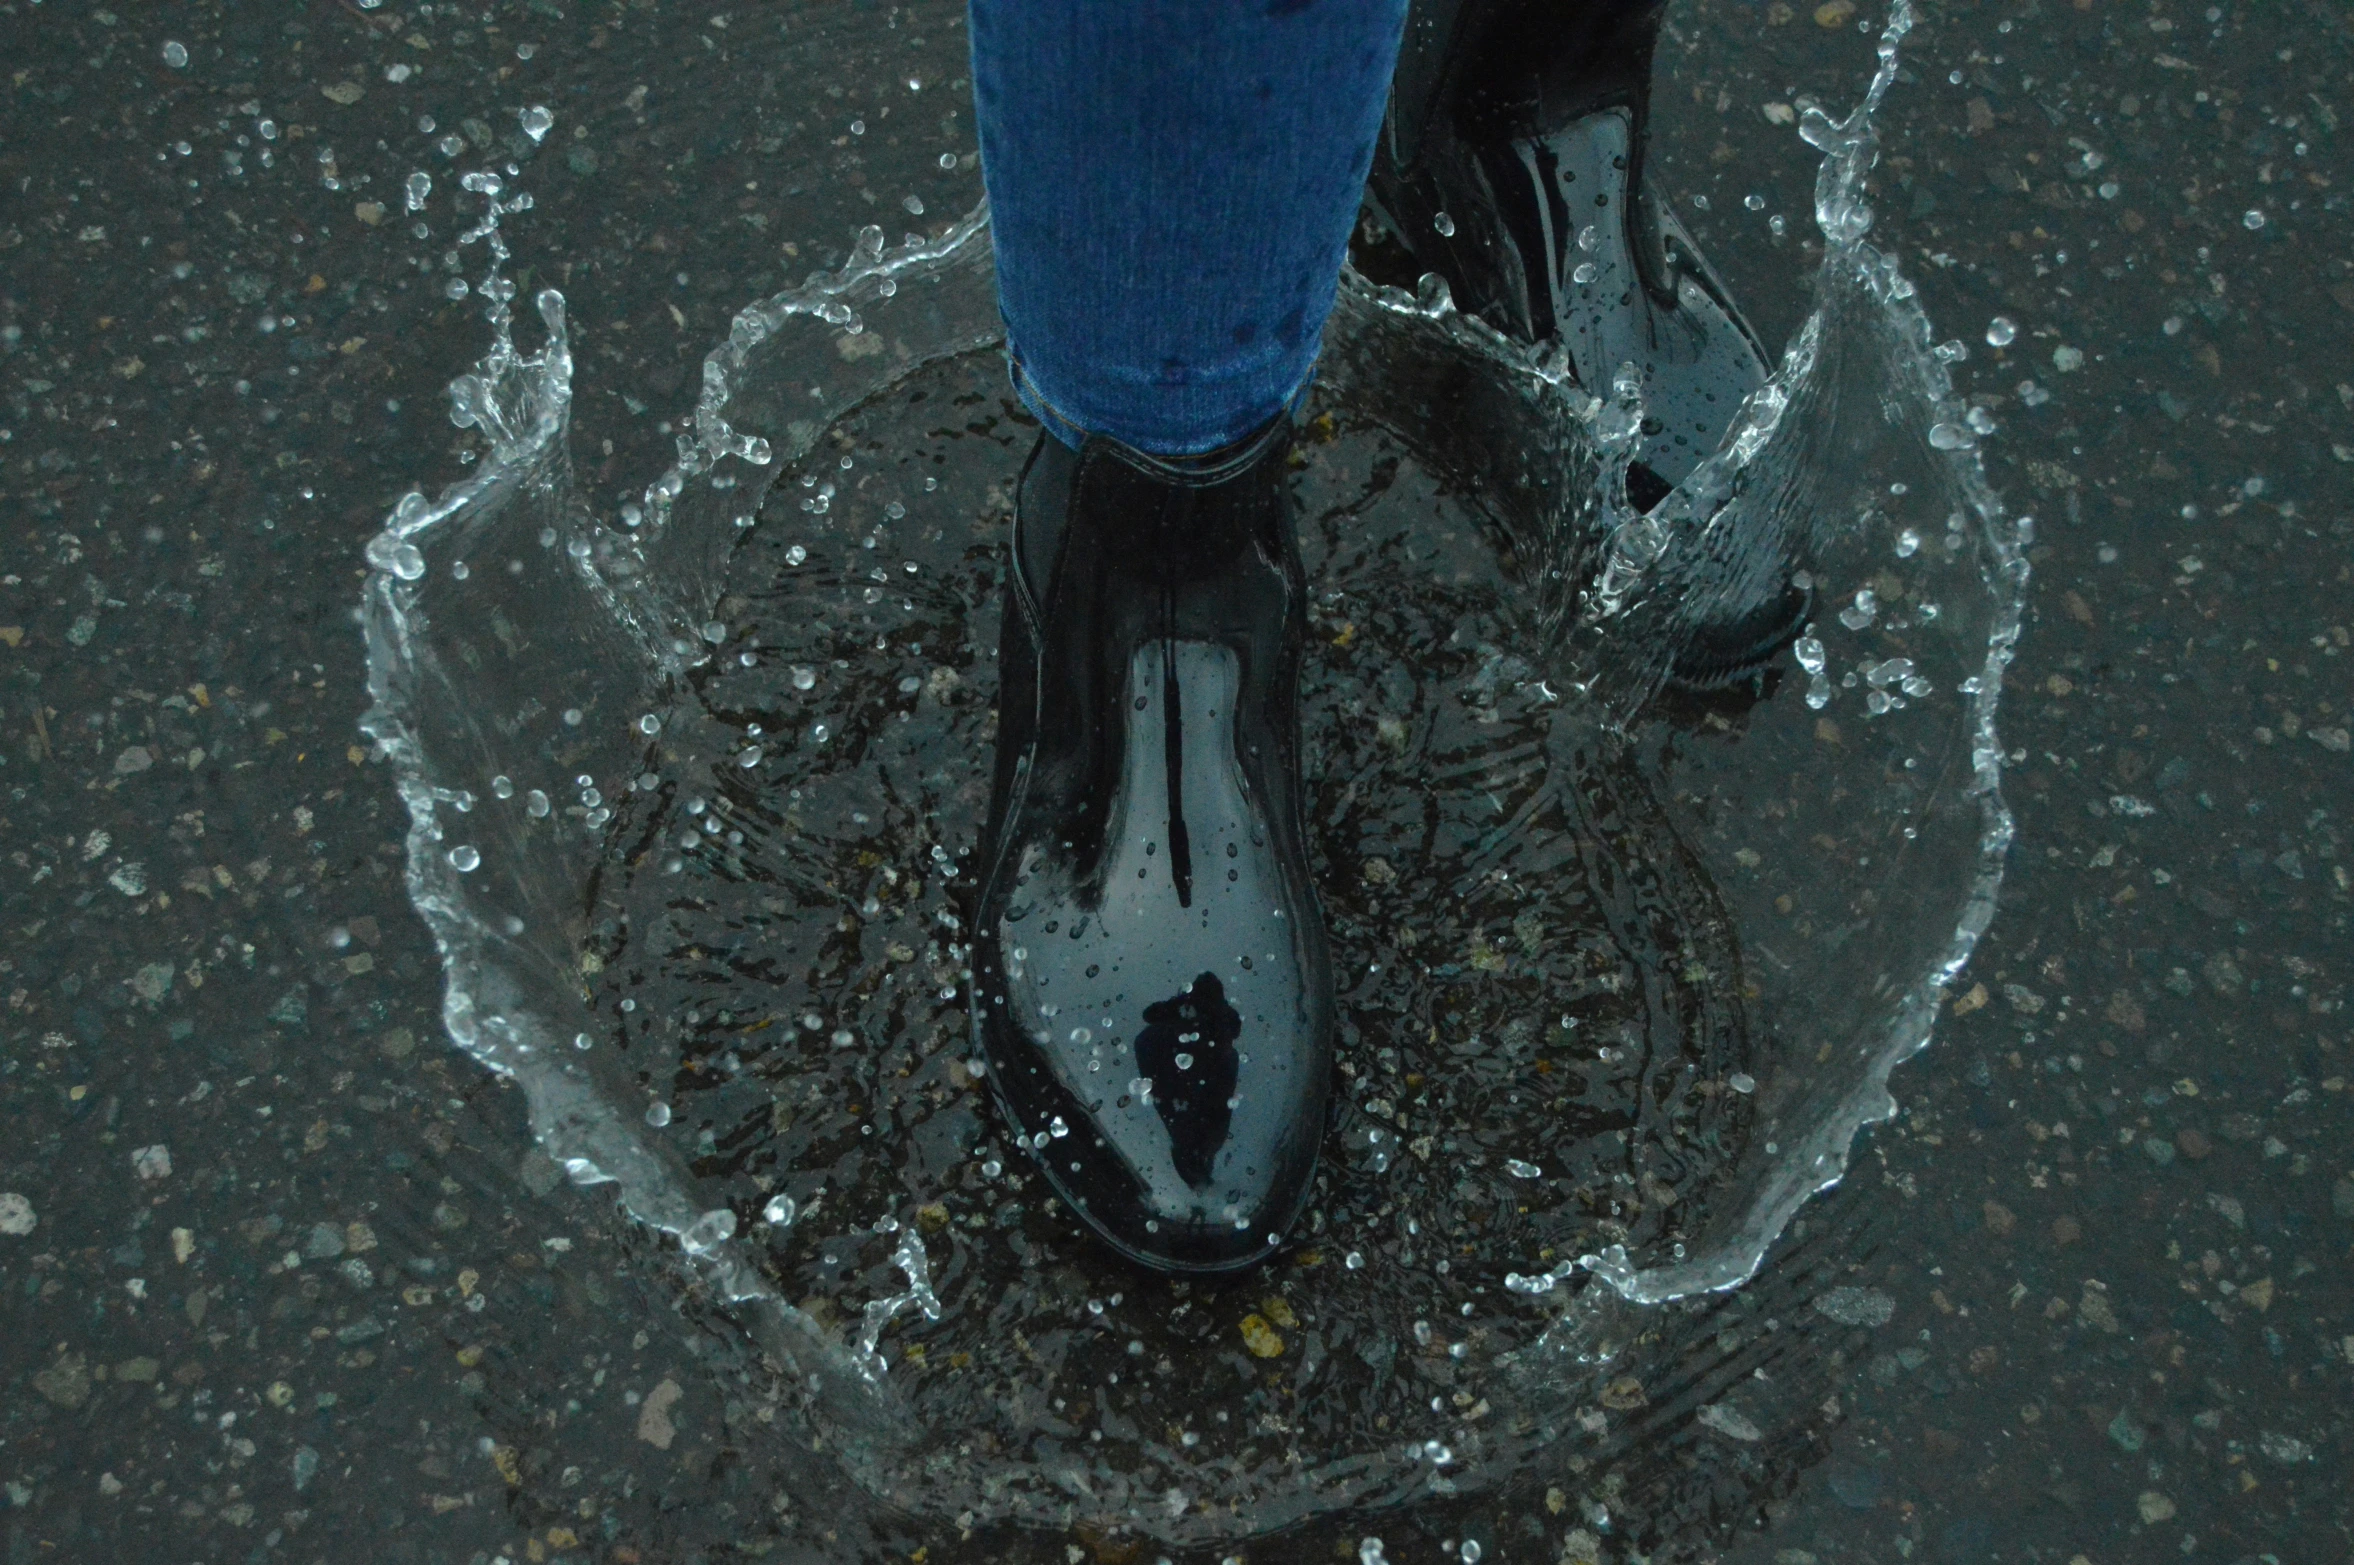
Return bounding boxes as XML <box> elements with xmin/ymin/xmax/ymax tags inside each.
<box><xmin>1370</xmin><ymin>0</ymin><xmax>1772</xmax><ymax>491</ymax></box>
<box><xmin>1367</xmin><ymin>0</ymin><xmax>1808</xmax><ymax>686</ymax></box>
<box><xmin>971</xmin><ymin>425</ymin><xmax>1333</xmax><ymax>1274</ymax></box>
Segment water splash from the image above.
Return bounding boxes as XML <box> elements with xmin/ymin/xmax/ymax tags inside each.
<box><xmin>854</xmin><ymin>1227</ymin><xmax>943</xmax><ymax>1375</ymax></box>
<box><xmin>358</xmin><ymin>0</ymin><xmax>2019</xmax><ymax>1541</ymax></box>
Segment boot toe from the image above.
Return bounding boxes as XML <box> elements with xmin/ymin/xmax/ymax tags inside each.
<box><xmin>978</xmin><ymin>933</ymin><xmax>1327</xmax><ymax>1272</ymax></box>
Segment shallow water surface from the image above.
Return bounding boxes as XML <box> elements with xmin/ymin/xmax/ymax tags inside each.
<box><xmin>611</xmin><ymin>354</ymin><xmax>1755</xmax><ymax>1505</ymax></box>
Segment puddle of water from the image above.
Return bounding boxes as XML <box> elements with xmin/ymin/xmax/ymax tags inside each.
<box><xmin>358</xmin><ymin>0</ymin><xmax>2024</xmax><ymax>1546</ymax></box>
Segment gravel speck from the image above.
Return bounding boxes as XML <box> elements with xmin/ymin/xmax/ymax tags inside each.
<box><xmin>1813</xmin><ymin>1286</ymin><xmax>1896</xmax><ymax>1327</ymax></box>
<box><xmin>637</xmin><ymin>1378</ymin><xmax>683</xmax><ymax>1449</ymax></box>
<box><xmin>1698</xmin><ymin>1403</ymin><xmax>1763</xmax><ymax>1441</ymax></box>
<box><xmin>32</xmin><ymin>1352</ymin><xmax>90</xmax><ymax>1409</ymax></box>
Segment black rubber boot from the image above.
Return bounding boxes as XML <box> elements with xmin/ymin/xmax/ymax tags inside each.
<box><xmin>969</xmin><ymin>423</ymin><xmax>1332</xmax><ymax>1274</ymax></box>
<box><xmin>1367</xmin><ymin>0</ymin><xmax>1807</xmax><ymax>688</ymax></box>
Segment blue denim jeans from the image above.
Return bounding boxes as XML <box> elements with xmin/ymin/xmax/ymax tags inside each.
<box><xmin>970</xmin><ymin>0</ymin><xmax>1412</xmax><ymax>457</ymax></box>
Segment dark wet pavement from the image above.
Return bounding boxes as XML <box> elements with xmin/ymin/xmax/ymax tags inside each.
<box><xmin>1</xmin><ymin>1</ymin><xmax>2347</xmax><ymax>1562</ymax></box>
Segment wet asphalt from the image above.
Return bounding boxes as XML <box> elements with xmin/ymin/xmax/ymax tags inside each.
<box><xmin>0</xmin><ymin>1</ymin><xmax>2348</xmax><ymax>1562</ymax></box>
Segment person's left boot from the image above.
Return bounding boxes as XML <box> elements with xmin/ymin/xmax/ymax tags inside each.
<box><xmin>969</xmin><ymin>421</ymin><xmax>1332</xmax><ymax>1275</ymax></box>
<box><xmin>1368</xmin><ymin>0</ymin><xmax>1768</xmax><ymax>499</ymax></box>
<box><xmin>1366</xmin><ymin>0</ymin><xmax>1808</xmax><ymax>690</ymax></box>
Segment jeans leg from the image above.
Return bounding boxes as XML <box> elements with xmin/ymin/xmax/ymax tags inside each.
<box><xmin>970</xmin><ymin>0</ymin><xmax>1412</xmax><ymax>457</ymax></box>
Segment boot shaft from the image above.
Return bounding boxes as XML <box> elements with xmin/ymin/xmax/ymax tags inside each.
<box><xmin>1388</xmin><ymin>0</ymin><xmax>1667</xmax><ymax>165</ymax></box>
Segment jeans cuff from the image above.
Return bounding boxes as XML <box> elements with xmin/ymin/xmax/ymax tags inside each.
<box><xmin>1007</xmin><ymin>347</ymin><xmax>1318</xmax><ymax>462</ymax></box>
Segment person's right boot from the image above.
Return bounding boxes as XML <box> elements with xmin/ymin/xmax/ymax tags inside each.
<box><xmin>1366</xmin><ymin>0</ymin><xmax>1808</xmax><ymax>690</ymax></box>
<box><xmin>968</xmin><ymin>423</ymin><xmax>1333</xmax><ymax>1275</ymax></box>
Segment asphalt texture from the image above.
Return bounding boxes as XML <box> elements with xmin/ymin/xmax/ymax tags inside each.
<box><xmin>0</xmin><ymin>1</ymin><xmax>2347</xmax><ymax>1562</ymax></box>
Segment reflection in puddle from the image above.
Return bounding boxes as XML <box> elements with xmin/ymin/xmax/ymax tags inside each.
<box><xmin>359</xmin><ymin>1</ymin><xmax>2022</xmax><ymax>1550</ymax></box>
